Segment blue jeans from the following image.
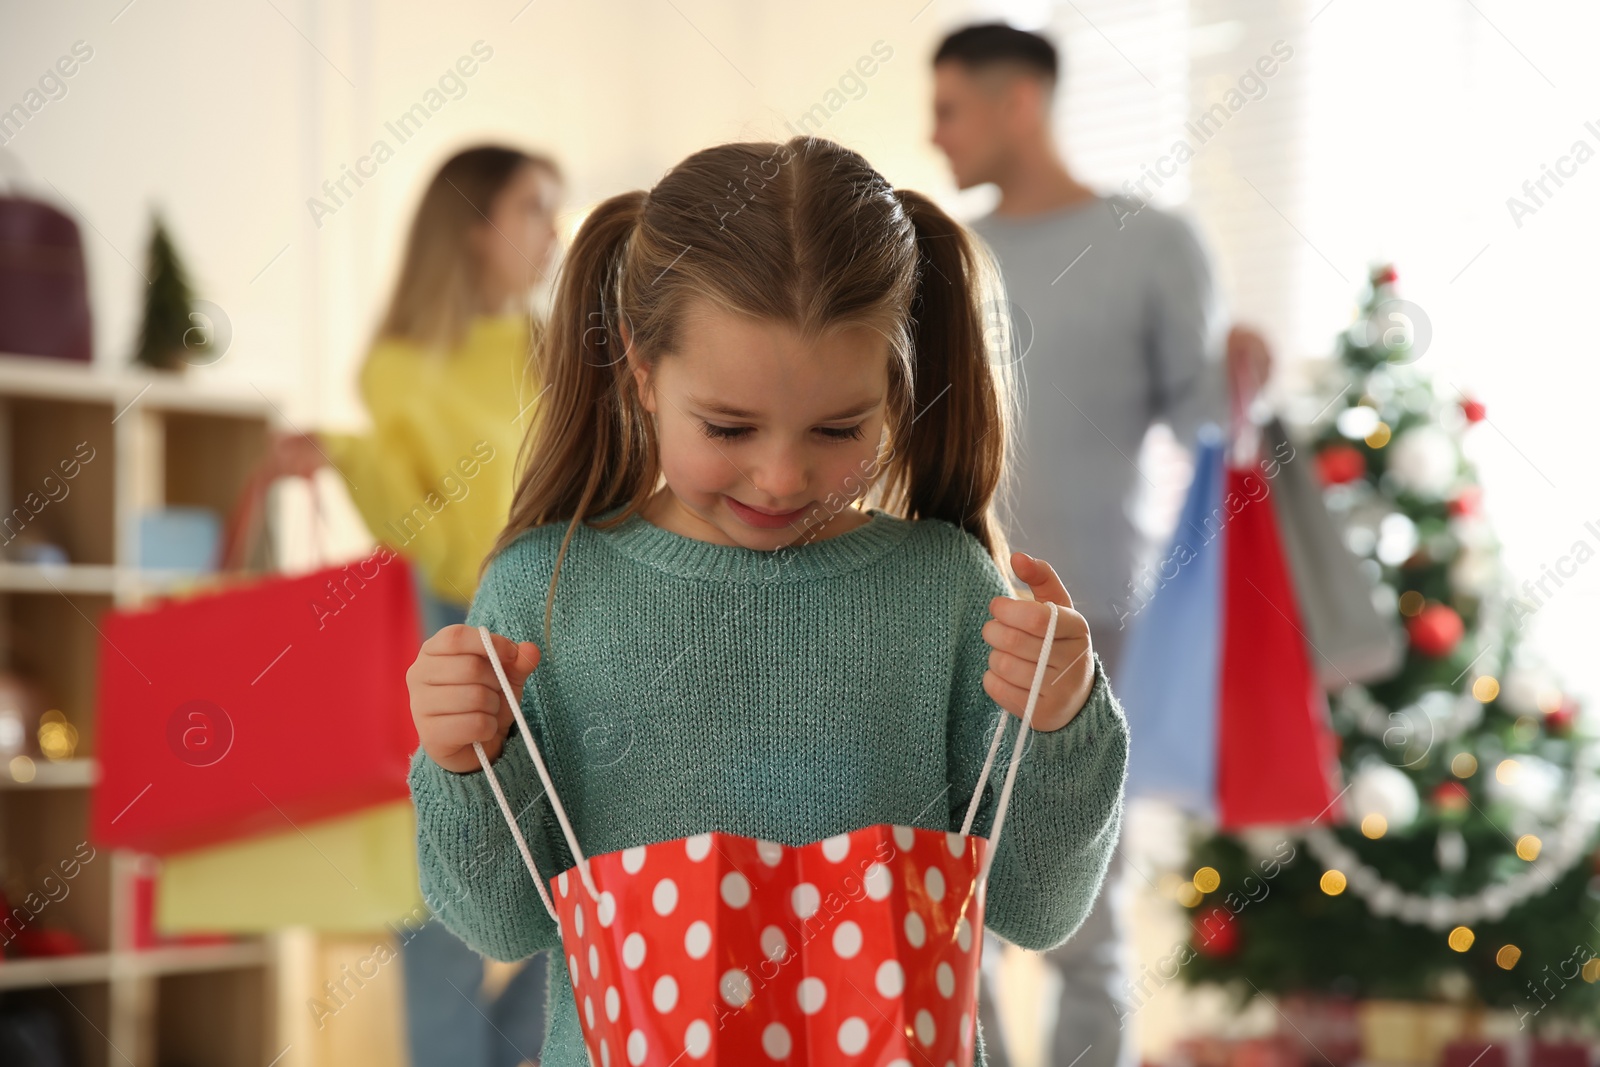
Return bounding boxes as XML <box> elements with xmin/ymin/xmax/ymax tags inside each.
<box><xmin>404</xmin><ymin>574</ymin><xmax>549</xmax><ymax>1067</ymax></box>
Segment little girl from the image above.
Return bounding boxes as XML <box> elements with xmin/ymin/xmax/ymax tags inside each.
<box><xmin>405</xmin><ymin>136</ymin><xmax>1130</xmax><ymax>1067</ymax></box>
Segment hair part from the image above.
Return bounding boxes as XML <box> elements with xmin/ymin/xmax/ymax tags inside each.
<box><xmin>483</xmin><ymin>137</ymin><xmax>1018</xmax><ymax>645</ymax></box>
<box><xmin>375</xmin><ymin>143</ymin><xmax>563</xmax><ymax>355</ymax></box>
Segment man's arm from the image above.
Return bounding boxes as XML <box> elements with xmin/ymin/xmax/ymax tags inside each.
<box><xmin>1143</xmin><ymin>211</ymin><xmax>1229</xmax><ymax>448</ymax></box>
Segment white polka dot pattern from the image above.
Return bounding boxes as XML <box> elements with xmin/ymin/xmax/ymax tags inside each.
<box><xmin>550</xmin><ymin>824</ymin><xmax>987</xmax><ymax>1065</ymax></box>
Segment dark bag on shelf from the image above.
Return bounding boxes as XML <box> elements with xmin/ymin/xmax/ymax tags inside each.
<box><xmin>0</xmin><ymin>154</ymin><xmax>93</xmax><ymax>363</ymax></box>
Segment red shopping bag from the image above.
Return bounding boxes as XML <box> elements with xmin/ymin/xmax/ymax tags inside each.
<box><xmin>90</xmin><ymin>472</ymin><xmax>422</xmax><ymax>854</ymax></box>
<box><xmin>467</xmin><ymin>606</ymin><xmax>1064</xmax><ymax>1067</ymax></box>
<box><xmin>1216</xmin><ymin>463</ymin><xmax>1342</xmax><ymax>827</ymax></box>
<box><xmin>1118</xmin><ymin>358</ymin><xmax>1346</xmax><ymax>827</ymax></box>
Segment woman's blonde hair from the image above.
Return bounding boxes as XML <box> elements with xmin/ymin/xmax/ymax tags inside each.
<box><xmin>485</xmin><ymin>136</ymin><xmax>1018</xmax><ymax>644</ymax></box>
<box><xmin>374</xmin><ymin>144</ymin><xmax>562</xmax><ymax>354</ymax></box>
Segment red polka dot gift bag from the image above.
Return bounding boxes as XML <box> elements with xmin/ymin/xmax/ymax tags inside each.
<box><xmin>468</xmin><ymin>605</ymin><xmax>1061</xmax><ymax>1067</ymax></box>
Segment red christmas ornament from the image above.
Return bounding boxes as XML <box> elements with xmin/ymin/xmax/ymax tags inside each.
<box><xmin>1192</xmin><ymin>905</ymin><xmax>1240</xmax><ymax>958</ymax></box>
<box><xmin>1545</xmin><ymin>699</ymin><xmax>1577</xmax><ymax>734</ymax></box>
<box><xmin>1407</xmin><ymin>603</ymin><xmax>1464</xmax><ymax>657</ymax></box>
<box><xmin>1432</xmin><ymin>780</ymin><xmax>1471</xmax><ymax>814</ymax></box>
<box><xmin>1447</xmin><ymin>485</ymin><xmax>1483</xmax><ymax>517</ymax></box>
<box><xmin>1316</xmin><ymin>444</ymin><xmax>1367</xmax><ymax>486</ymax></box>
<box><xmin>1460</xmin><ymin>397</ymin><xmax>1487</xmax><ymax>423</ymax></box>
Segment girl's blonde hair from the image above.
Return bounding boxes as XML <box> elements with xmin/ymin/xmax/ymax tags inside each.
<box><xmin>485</xmin><ymin>137</ymin><xmax>1018</xmax><ymax>643</ymax></box>
<box><xmin>375</xmin><ymin>144</ymin><xmax>562</xmax><ymax>354</ymax></box>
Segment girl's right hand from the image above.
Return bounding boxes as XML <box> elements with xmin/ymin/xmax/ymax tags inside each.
<box><xmin>407</xmin><ymin>624</ymin><xmax>542</xmax><ymax>773</ymax></box>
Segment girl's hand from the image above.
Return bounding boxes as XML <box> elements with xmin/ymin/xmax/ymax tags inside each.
<box><xmin>407</xmin><ymin>625</ymin><xmax>542</xmax><ymax>772</ymax></box>
<box><xmin>982</xmin><ymin>552</ymin><xmax>1096</xmax><ymax>733</ymax></box>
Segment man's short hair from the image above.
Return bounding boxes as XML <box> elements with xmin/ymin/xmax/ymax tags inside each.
<box><xmin>933</xmin><ymin>23</ymin><xmax>1059</xmax><ymax>84</ymax></box>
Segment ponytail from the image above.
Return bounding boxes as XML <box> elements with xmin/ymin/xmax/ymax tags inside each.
<box><xmin>880</xmin><ymin>189</ymin><xmax>1015</xmax><ymax>581</ymax></box>
<box><xmin>484</xmin><ymin>190</ymin><xmax>654</xmax><ymax>644</ymax></box>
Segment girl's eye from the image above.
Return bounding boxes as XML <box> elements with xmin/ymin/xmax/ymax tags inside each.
<box><xmin>817</xmin><ymin>424</ymin><xmax>867</xmax><ymax>441</ymax></box>
<box><xmin>700</xmin><ymin>422</ymin><xmax>751</xmax><ymax>441</ymax></box>
<box><xmin>699</xmin><ymin>423</ymin><xmax>866</xmax><ymax>442</ymax></box>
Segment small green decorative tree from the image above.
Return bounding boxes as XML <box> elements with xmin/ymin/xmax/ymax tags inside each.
<box><xmin>132</xmin><ymin>213</ymin><xmax>209</xmax><ymax>371</ymax></box>
<box><xmin>1177</xmin><ymin>264</ymin><xmax>1600</xmax><ymax>1026</ymax></box>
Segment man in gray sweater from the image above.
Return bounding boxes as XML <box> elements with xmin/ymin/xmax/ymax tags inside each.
<box><xmin>930</xmin><ymin>22</ymin><xmax>1272</xmax><ymax>1067</ymax></box>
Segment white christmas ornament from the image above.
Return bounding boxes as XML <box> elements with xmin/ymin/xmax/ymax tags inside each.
<box><xmin>1337</xmin><ymin>405</ymin><xmax>1382</xmax><ymax>440</ymax></box>
<box><xmin>1449</xmin><ymin>548</ymin><xmax>1497</xmax><ymax>596</ymax></box>
<box><xmin>1347</xmin><ymin>762</ymin><xmax>1421</xmax><ymax>830</ymax></box>
<box><xmin>1386</xmin><ymin>425</ymin><xmax>1458</xmax><ymax>498</ymax></box>
<box><xmin>1486</xmin><ymin>754</ymin><xmax>1564</xmax><ymax>820</ymax></box>
<box><xmin>1436</xmin><ymin>828</ymin><xmax>1467</xmax><ymax>873</ymax></box>
<box><xmin>1376</xmin><ymin>512</ymin><xmax>1420</xmax><ymax>566</ymax></box>
<box><xmin>1499</xmin><ymin>665</ymin><xmax>1551</xmax><ymax>718</ymax></box>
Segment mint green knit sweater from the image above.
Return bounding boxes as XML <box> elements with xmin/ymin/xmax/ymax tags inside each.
<box><xmin>408</xmin><ymin>506</ymin><xmax>1130</xmax><ymax>1067</ymax></box>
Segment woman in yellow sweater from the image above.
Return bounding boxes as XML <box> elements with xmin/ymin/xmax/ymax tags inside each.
<box><xmin>265</xmin><ymin>144</ymin><xmax>564</xmax><ymax>1067</ymax></box>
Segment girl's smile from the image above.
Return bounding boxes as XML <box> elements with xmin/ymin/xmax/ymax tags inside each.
<box><xmin>724</xmin><ymin>496</ymin><xmax>812</xmax><ymax>529</ymax></box>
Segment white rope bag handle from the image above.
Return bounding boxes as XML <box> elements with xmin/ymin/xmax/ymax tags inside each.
<box><xmin>472</xmin><ymin>624</ymin><xmax>598</xmax><ymax>925</ymax></box>
<box><xmin>960</xmin><ymin>600</ymin><xmax>1061</xmax><ymax>890</ymax></box>
<box><xmin>468</xmin><ymin>603</ymin><xmax>1064</xmax><ymax>923</ymax></box>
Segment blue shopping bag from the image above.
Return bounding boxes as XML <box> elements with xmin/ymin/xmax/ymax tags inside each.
<box><xmin>1113</xmin><ymin>426</ymin><xmax>1226</xmax><ymax>813</ymax></box>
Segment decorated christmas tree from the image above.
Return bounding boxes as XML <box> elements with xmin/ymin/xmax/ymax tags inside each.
<box><xmin>1177</xmin><ymin>265</ymin><xmax>1600</xmax><ymax>1024</ymax></box>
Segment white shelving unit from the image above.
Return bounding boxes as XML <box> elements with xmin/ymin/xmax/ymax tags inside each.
<box><xmin>0</xmin><ymin>352</ymin><xmax>285</xmax><ymax>1066</ymax></box>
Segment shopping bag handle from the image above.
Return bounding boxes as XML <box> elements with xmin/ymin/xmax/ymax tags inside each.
<box><xmin>959</xmin><ymin>600</ymin><xmax>1059</xmax><ymax>889</ymax></box>
<box><xmin>467</xmin><ymin>599</ymin><xmax>1060</xmax><ymax>923</ymax></box>
<box><xmin>216</xmin><ymin>467</ymin><xmax>331</xmax><ymax>574</ymax></box>
<box><xmin>472</xmin><ymin>624</ymin><xmax>598</xmax><ymax>923</ymax></box>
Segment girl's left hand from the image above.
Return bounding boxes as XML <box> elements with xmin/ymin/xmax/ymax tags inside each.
<box><xmin>981</xmin><ymin>552</ymin><xmax>1096</xmax><ymax>732</ymax></box>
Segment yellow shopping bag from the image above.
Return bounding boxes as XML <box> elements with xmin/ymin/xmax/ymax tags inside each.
<box><xmin>157</xmin><ymin>800</ymin><xmax>425</xmax><ymax>933</ymax></box>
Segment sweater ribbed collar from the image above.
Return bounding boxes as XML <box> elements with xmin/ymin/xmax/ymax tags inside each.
<box><xmin>592</xmin><ymin>504</ymin><xmax>913</xmax><ymax>583</ymax></box>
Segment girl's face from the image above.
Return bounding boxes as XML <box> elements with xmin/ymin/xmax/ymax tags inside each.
<box><xmin>473</xmin><ymin>162</ymin><xmax>562</xmax><ymax>309</ymax></box>
<box><xmin>629</xmin><ymin>299</ymin><xmax>892</xmax><ymax>551</ymax></box>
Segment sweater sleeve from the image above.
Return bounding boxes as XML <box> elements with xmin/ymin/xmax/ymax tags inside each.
<box><xmin>408</xmin><ymin>575</ymin><xmax>566</xmax><ymax>961</ymax></box>
<box><xmin>945</xmin><ymin>534</ymin><xmax>1131</xmax><ymax>952</ymax></box>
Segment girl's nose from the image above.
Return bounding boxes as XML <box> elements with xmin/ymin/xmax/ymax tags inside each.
<box><xmin>753</xmin><ymin>444</ymin><xmax>809</xmax><ymax>500</ymax></box>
